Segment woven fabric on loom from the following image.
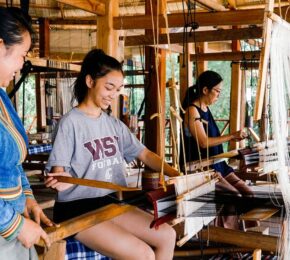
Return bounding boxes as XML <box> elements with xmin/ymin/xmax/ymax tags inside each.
<box><xmin>209</xmin><ymin>253</ymin><xmax>278</xmax><ymax>260</ymax></box>
<box><xmin>27</xmin><ymin>144</ymin><xmax>52</xmax><ymax>155</ymax></box>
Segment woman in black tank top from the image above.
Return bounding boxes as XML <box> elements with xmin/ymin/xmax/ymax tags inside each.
<box><xmin>181</xmin><ymin>70</ymin><xmax>253</xmax><ymax>196</ymax></box>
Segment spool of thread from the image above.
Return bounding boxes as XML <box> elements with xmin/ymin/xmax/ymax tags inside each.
<box><xmin>142</xmin><ymin>172</ymin><xmax>160</xmax><ymax>190</ymax></box>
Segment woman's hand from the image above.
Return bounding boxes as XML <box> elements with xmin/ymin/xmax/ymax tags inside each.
<box><xmin>24</xmin><ymin>197</ymin><xmax>54</xmax><ymax>227</ymax></box>
<box><xmin>44</xmin><ymin>172</ymin><xmax>74</xmax><ymax>191</ymax></box>
<box><xmin>17</xmin><ymin>217</ymin><xmax>50</xmax><ymax>248</ymax></box>
<box><xmin>231</xmin><ymin>130</ymin><xmax>248</xmax><ymax>141</ymax></box>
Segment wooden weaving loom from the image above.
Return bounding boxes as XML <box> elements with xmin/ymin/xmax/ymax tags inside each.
<box><xmin>145</xmin><ymin>168</ymin><xmax>218</xmax><ymax>246</ymax></box>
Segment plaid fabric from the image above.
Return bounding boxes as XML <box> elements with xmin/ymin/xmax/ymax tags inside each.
<box><xmin>65</xmin><ymin>237</ymin><xmax>111</xmax><ymax>260</ymax></box>
<box><xmin>27</xmin><ymin>144</ymin><xmax>52</xmax><ymax>155</ymax></box>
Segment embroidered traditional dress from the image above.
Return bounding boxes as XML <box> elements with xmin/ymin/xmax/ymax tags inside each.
<box><xmin>0</xmin><ymin>88</ymin><xmax>37</xmax><ymax>259</ymax></box>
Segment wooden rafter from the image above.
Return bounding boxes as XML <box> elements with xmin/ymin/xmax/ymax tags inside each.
<box><xmin>190</xmin><ymin>51</ymin><xmax>260</xmax><ymax>61</ymax></box>
<box><xmin>123</xmin><ymin>27</ymin><xmax>262</xmax><ymax>46</ymax></box>
<box><xmin>114</xmin><ymin>7</ymin><xmax>290</xmax><ymax>29</ymax></box>
<box><xmin>56</xmin><ymin>0</ymin><xmax>105</xmax><ymax>16</ymax></box>
<box><xmin>193</xmin><ymin>0</ymin><xmax>227</xmax><ymax>11</ymax></box>
<box><xmin>28</xmin><ymin>57</ymin><xmax>81</xmax><ymax>72</ymax></box>
<box><xmin>114</xmin><ymin>9</ymin><xmax>264</xmax><ymax>29</ymax></box>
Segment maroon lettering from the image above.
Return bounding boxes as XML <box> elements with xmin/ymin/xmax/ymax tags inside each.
<box><xmin>101</xmin><ymin>137</ymin><xmax>116</xmax><ymax>157</ymax></box>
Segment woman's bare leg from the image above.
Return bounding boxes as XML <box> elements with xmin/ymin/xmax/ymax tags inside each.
<box><xmin>113</xmin><ymin>207</ymin><xmax>176</xmax><ymax>260</ymax></box>
<box><xmin>75</xmin><ymin>207</ymin><xmax>175</xmax><ymax>260</ymax></box>
<box><xmin>75</xmin><ymin>218</ymin><xmax>155</xmax><ymax>260</ymax></box>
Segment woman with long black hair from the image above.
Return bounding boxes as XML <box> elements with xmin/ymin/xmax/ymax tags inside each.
<box><xmin>181</xmin><ymin>70</ymin><xmax>253</xmax><ymax>196</ymax></box>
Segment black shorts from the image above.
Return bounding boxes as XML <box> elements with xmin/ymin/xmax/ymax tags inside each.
<box><xmin>53</xmin><ymin>194</ymin><xmax>120</xmax><ymax>223</ymax></box>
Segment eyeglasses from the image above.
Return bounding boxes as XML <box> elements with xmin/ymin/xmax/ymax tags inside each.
<box><xmin>212</xmin><ymin>88</ymin><xmax>221</xmax><ymax>94</ymax></box>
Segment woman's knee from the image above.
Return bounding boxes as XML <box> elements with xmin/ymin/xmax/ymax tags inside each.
<box><xmin>165</xmin><ymin>225</ymin><xmax>176</xmax><ymax>247</ymax></box>
<box><xmin>157</xmin><ymin>224</ymin><xmax>176</xmax><ymax>248</ymax></box>
<box><xmin>130</xmin><ymin>243</ymin><xmax>155</xmax><ymax>260</ymax></box>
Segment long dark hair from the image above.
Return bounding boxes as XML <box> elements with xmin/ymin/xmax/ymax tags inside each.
<box><xmin>73</xmin><ymin>49</ymin><xmax>123</xmax><ymax>107</ymax></box>
<box><xmin>182</xmin><ymin>70</ymin><xmax>223</xmax><ymax>110</ymax></box>
<box><xmin>0</xmin><ymin>7</ymin><xmax>33</xmax><ymax>47</ymax></box>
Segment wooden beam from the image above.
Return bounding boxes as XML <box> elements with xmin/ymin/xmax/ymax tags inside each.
<box><xmin>190</xmin><ymin>51</ymin><xmax>260</xmax><ymax>61</ymax></box>
<box><xmin>56</xmin><ymin>0</ymin><xmax>105</xmax><ymax>16</ymax></box>
<box><xmin>194</xmin><ymin>0</ymin><xmax>227</xmax><ymax>11</ymax></box>
<box><xmin>114</xmin><ymin>7</ymin><xmax>290</xmax><ymax>30</ymax></box>
<box><xmin>174</xmin><ymin>247</ymin><xmax>252</xmax><ymax>257</ymax></box>
<box><xmin>48</xmin><ymin>52</ymin><xmax>85</xmax><ymax>62</ymax></box>
<box><xmin>200</xmin><ymin>226</ymin><xmax>278</xmax><ymax>252</ymax></box>
<box><xmin>114</xmin><ymin>9</ymin><xmax>265</xmax><ymax>29</ymax></box>
<box><xmin>49</xmin><ymin>18</ymin><xmax>97</xmax><ymax>25</ymax></box>
<box><xmin>37</xmin><ymin>204</ymin><xmax>135</xmax><ymax>247</ymax></box>
<box><xmin>123</xmin><ymin>27</ymin><xmax>263</xmax><ymax>46</ymax></box>
<box><xmin>28</xmin><ymin>57</ymin><xmax>81</xmax><ymax>72</ymax></box>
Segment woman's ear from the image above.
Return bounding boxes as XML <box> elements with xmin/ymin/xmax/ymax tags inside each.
<box><xmin>202</xmin><ymin>86</ymin><xmax>208</xmax><ymax>95</ymax></box>
<box><xmin>0</xmin><ymin>39</ymin><xmax>6</xmax><ymax>57</ymax></box>
<box><xmin>85</xmin><ymin>75</ymin><xmax>94</xmax><ymax>89</ymax></box>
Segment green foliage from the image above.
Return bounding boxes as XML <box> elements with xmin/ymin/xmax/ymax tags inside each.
<box><xmin>208</xmin><ymin>61</ymin><xmax>231</xmax><ymax>123</ymax></box>
<box><xmin>208</xmin><ymin>61</ymin><xmax>232</xmax><ymax>151</ymax></box>
<box><xmin>17</xmin><ymin>75</ymin><xmax>36</xmax><ymax>133</ymax></box>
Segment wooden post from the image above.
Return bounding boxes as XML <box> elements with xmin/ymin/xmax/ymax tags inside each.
<box><xmin>240</xmin><ymin>70</ymin><xmax>246</xmax><ymax>148</ymax></box>
<box><xmin>179</xmin><ymin>43</ymin><xmax>194</xmax><ymax>106</ymax></box>
<box><xmin>253</xmin><ymin>249</ymin><xmax>262</xmax><ymax>260</ymax></box>
<box><xmin>39</xmin><ymin>18</ymin><xmax>50</xmax><ymax>58</ymax></box>
<box><xmin>144</xmin><ymin>0</ymin><xmax>166</xmax><ymax>156</ymax></box>
<box><xmin>195</xmin><ymin>42</ymin><xmax>208</xmax><ymax>76</ymax></box>
<box><xmin>37</xmin><ymin>240</ymin><xmax>66</xmax><ymax>260</ymax></box>
<box><xmin>36</xmin><ymin>74</ymin><xmax>46</xmax><ymax>131</ymax></box>
<box><xmin>229</xmin><ymin>39</ymin><xmax>242</xmax><ymax>150</ymax></box>
<box><xmin>97</xmin><ymin>0</ymin><xmax>120</xmax><ymax>117</ymax></box>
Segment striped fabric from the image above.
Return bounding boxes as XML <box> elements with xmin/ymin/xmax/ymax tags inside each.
<box><xmin>65</xmin><ymin>238</ymin><xmax>111</xmax><ymax>260</ymax></box>
<box><xmin>23</xmin><ymin>189</ymin><xmax>34</xmax><ymax>199</ymax></box>
<box><xmin>0</xmin><ymin>214</ymin><xmax>23</xmax><ymax>241</ymax></box>
<box><xmin>0</xmin><ymin>185</ymin><xmax>22</xmax><ymax>200</ymax></box>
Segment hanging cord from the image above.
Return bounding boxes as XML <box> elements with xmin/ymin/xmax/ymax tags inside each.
<box><xmin>149</xmin><ymin>0</ymin><xmax>166</xmax><ymax>190</ymax></box>
<box><xmin>162</xmin><ymin>1</ymin><xmax>185</xmax><ymax>172</ymax></box>
<box><xmin>185</xmin><ymin>1</ymin><xmax>201</xmax><ymax>175</ymax></box>
<box><xmin>192</xmin><ymin>118</ymin><xmax>210</xmax><ymax>173</ymax></box>
<box><xmin>137</xmin><ymin>45</ymin><xmax>149</xmax><ymax>118</ymax></box>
